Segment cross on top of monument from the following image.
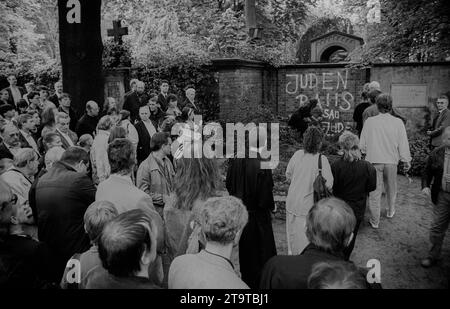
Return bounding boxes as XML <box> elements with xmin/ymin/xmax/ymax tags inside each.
<box><xmin>107</xmin><ymin>20</ymin><xmax>128</xmax><ymax>44</ymax></box>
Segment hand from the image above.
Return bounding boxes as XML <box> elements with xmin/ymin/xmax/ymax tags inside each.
<box><xmin>403</xmin><ymin>161</ymin><xmax>411</xmax><ymax>172</ymax></box>
<box><xmin>426</xmin><ymin>130</ymin><xmax>432</xmax><ymax>136</ymax></box>
<box><xmin>422</xmin><ymin>187</ymin><xmax>431</xmax><ymax>196</ymax></box>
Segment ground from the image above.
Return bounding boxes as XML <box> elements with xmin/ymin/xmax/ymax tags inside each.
<box><xmin>271</xmin><ymin>175</ymin><xmax>450</xmax><ymax>289</ymax></box>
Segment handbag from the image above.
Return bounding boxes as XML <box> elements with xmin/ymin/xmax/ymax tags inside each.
<box><xmin>313</xmin><ymin>154</ymin><xmax>332</xmax><ymax>203</ymax></box>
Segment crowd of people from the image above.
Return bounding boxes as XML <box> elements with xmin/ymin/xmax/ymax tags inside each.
<box><xmin>0</xmin><ymin>74</ymin><xmax>448</xmax><ymax>289</ymax></box>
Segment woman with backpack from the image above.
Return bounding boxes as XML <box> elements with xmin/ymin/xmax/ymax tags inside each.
<box><xmin>285</xmin><ymin>126</ymin><xmax>333</xmax><ymax>255</ymax></box>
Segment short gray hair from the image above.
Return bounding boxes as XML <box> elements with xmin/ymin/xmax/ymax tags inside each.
<box><xmin>306</xmin><ymin>198</ymin><xmax>356</xmax><ymax>254</ymax></box>
<box><xmin>13</xmin><ymin>148</ymin><xmax>37</xmax><ymax>168</ymax></box>
<box><xmin>200</xmin><ymin>196</ymin><xmax>248</xmax><ymax>245</ymax></box>
<box><xmin>45</xmin><ymin>146</ymin><xmax>65</xmax><ymax>169</ymax></box>
<box><xmin>84</xmin><ymin>201</ymin><xmax>118</xmax><ymax>244</ymax></box>
<box><xmin>338</xmin><ymin>131</ymin><xmax>361</xmax><ymax>162</ymax></box>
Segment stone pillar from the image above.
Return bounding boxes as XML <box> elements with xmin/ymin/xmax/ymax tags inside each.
<box><xmin>211</xmin><ymin>58</ymin><xmax>276</xmax><ymax>122</ymax></box>
<box><xmin>103</xmin><ymin>67</ymin><xmax>130</xmax><ymax>111</ymax></box>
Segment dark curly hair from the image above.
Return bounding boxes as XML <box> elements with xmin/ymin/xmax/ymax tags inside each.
<box><xmin>107</xmin><ymin>138</ymin><xmax>136</xmax><ymax>175</ymax></box>
<box><xmin>303</xmin><ymin>126</ymin><xmax>323</xmax><ymax>154</ymax></box>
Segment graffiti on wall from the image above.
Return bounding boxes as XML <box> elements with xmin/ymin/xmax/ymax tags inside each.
<box><xmin>285</xmin><ymin>69</ymin><xmax>355</xmax><ymax>135</ymax></box>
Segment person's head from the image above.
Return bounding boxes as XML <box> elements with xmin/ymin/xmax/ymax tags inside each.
<box><xmin>376</xmin><ymin>93</ymin><xmax>392</xmax><ymax>113</ymax></box>
<box><xmin>77</xmin><ymin>134</ymin><xmax>93</xmax><ymax>152</ymax></box>
<box><xmin>160</xmin><ymin>116</ymin><xmax>177</xmax><ymax>134</ymax></box>
<box><xmin>38</xmin><ymin>86</ymin><xmax>49</xmax><ymax>99</ymax></box>
<box><xmin>60</xmin><ymin>146</ymin><xmax>90</xmax><ymax>173</ymax></box>
<box><xmin>98</xmin><ymin>209</ymin><xmax>158</xmax><ymax>278</ymax></box>
<box><xmin>311</xmin><ymin>106</ymin><xmax>323</xmax><ymax>119</ymax></box>
<box><xmin>28</xmin><ymin>91</ymin><xmax>40</xmax><ymax>107</ymax></box>
<box><xmin>108</xmin><ymin>138</ymin><xmax>136</xmax><ymax>175</ymax></box>
<box><xmin>108</xmin><ymin>126</ymin><xmax>127</xmax><ymax>144</ymax></box>
<box><xmin>368</xmin><ymin>89</ymin><xmax>382</xmax><ymax>104</ymax></box>
<box><xmin>167</xmin><ymin>94</ymin><xmax>178</xmax><ymax>108</ymax></box>
<box><xmin>0</xmin><ymin>104</ymin><xmax>16</xmax><ymax>120</ymax></box>
<box><xmin>148</xmin><ymin>93</ymin><xmax>158</xmax><ymax>112</ymax></box>
<box><xmin>97</xmin><ymin>115</ymin><xmax>114</xmax><ymax>132</ymax></box>
<box><xmin>368</xmin><ymin>81</ymin><xmax>381</xmax><ymax>93</ymax></box>
<box><xmin>185</xmin><ymin>86</ymin><xmax>196</xmax><ymax>102</ymax></box>
<box><xmin>0</xmin><ymin>89</ymin><xmax>9</xmax><ymax>101</ymax></box>
<box><xmin>160</xmin><ymin>80</ymin><xmax>169</xmax><ymax>94</ymax></box>
<box><xmin>139</xmin><ymin>105</ymin><xmax>150</xmax><ymax>122</ymax></box>
<box><xmin>174</xmin><ymin>158</ymin><xmax>219</xmax><ymax>210</ymax></box>
<box><xmin>306</xmin><ymin>198</ymin><xmax>356</xmax><ymax>254</ymax></box>
<box><xmin>44</xmin><ymin>146</ymin><xmax>65</xmax><ymax>170</ymax></box>
<box><xmin>9</xmin><ymin>196</ymin><xmax>34</xmax><ymax>227</ymax></box>
<box><xmin>200</xmin><ymin>196</ymin><xmax>248</xmax><ymax>246</ymax></box>
<box><xmin>7</xmin><ymin>75</ymin><xmax>17</xmax><ymax>86</ymax></box>
<box><xmin>181</xmin><ymin>107</ymin><xmax>194</xmax><ymax>122</ymax></box>
<box><xmin>136</xmin><ymin>81</ymin><xmax>145</xmax><ymax>94</ymax></box>
<box><xmin>361</xmin><ymin>83</ymin><xmax>370</xmax><ymax>101</ymax></box>
<box><xmin>59</xmin><ymin>93</ymin><xmax>71</xmax><ymax>108</ymax></box>
<box><xmin>104</xmin><ymin>97</ymin><xmax>117</xmax><ymax>112</ymax></box>
<box><xmin>107</xmin><ymin>107</ymin><xmax>119</xmax><ymax>125</ymax></box>
<box><xmin>43</xmin><ymin>132</ymin><xmax>62</xmax><ymax>151</ymax></box>
<box><xmin>27</xmin><ymin>110</ymin><xmax>40</xmax><ymax>127</ymax></box>
<box><xmin>84</xmin><ymin>201</ymin><xmax>118</xmax><ymax>245</ymax></box>
<box><xmin>86</xmin><ymin>101</ymin><xmax>99</xmax><ymax>117</ymax></box>
<box><xmin>308</xmin><ymin>261</ymin><xmax>367</xmax><ymax>289</ymax></box>
<box><xmin>436</xmin><ymin>95</ymin><xmax>449</xmax><ymax>112</ymax></box>
<box><xmin>129</xmin><ymin>79</ymin><xmax>139</xmax><ymax>92</ymax></box>
<box><xmin>17</xmin><ymin>99</ymin><xmax>28</xmax><ymax>114</ymax></box>
<box><xmin>17</xmin><ymin>114</ymin><xmax>35</xmax><ymax>132</ymax></box>
<box><xmin>150</xmin><ymin>132</ymin><xmax>171</xmax><ymax>156</ymax></box>
<box><xmin>338</xmin><ymin>131</ymin><xmax>361</xmax><ymax>162</ymax></box>
<box><xmin>309</xmin><ymin>98</ymin><xmax>319</xmax><ymax>109</ymax></box>
<box><xmin>303</xmin><ymin>126</ymin><xmax>323</xmax><ymax>154</ymax></box>
<box><xmin>0</xmin><ymin>124</ymin><xmax>20</xmax><ymax>147</ymax></box>
<box><xmin>13</xmin><ymin>148</ymin><xmax>39</xmax><ymax>176</ymax></box>
<box><xmin>41</xmin><ymin>106</ymin><xmax>56</xmax><ymax>127</ymax></box>
<box><xmin>54</xmin><ymin>81</ymin><xmax>63</xmax><ymax>94</ymax></box>
<box><xmin>25</xmin><ymin>82</ymin><xmax>35</xmax><ymax>93</ymax></box>
<box><xmin>56</xmin><ymin>112</ymin><xmax>71</xmax><ymax>133</ymax></box>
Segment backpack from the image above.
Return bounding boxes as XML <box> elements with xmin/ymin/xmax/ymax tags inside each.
<box><xmin>313</xmin><ymin>154</ymin><xmax>332</xmax><ymax>203</ymax></box>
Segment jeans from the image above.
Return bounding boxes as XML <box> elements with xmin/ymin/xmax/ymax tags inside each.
<box><xmin>429</xmin><ymin>191</ymin><xmax>450</xmax><ymax>259</ymax></box>
<box><xmin>369</xmin><ymin>164</ymin><xmax>398</xmax><ymax>226</ymax></box>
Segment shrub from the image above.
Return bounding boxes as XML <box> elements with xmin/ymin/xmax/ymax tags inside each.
<box><xmin>408</xmin><ymin>133</ymin><xmax>430</xmax><ymax>177</ymax></box>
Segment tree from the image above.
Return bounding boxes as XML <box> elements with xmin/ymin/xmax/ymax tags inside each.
<box><xmin>58</xmin><ymin>0</ymin><xmax>104</xmax><ymax>118</ymax></box>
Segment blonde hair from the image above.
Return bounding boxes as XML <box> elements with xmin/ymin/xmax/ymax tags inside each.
<box><xmin>338</xmin><ymin>131</ymin><xmax>361</xmax><ymax>162</ymax></box>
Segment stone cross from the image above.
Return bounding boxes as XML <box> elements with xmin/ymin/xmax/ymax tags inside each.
<box><xmin>107</xmin><ymin>20</ymin><xmax>128</xmax><ymax>44</ymax></box>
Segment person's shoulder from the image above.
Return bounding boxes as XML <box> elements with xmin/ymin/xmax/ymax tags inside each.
<box><xmin>264</xmin><ymin>254</ymin><xmax>299</xmax><ymax>270</ymax></box>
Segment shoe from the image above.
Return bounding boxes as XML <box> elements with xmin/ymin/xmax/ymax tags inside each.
<box><xmin>387</xmin><ymin>210</ymin><xmax>396</xmax><ymax>218</ymax></box>
<box><xmin>421</xmin><ymin>258</ymin><xmax>436</xmax><ymax>268</ymax></box>
<box><xmin>369</xmin><ymin>220</ymin><xmax>379</xmax><ymax>229</ymax></box>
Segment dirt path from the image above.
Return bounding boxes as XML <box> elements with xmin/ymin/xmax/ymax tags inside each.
<box><xmin>271</xmin><ymin>175</ymin><xmax>450</xmax><ymax>289</ymax></box>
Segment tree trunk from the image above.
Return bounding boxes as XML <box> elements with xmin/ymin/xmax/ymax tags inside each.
<box><xmin>58</xmin><ymin>0</ymin><xmax>104</xmax><ymax>119</ymax></box>
<box><xmin>245</xmin><ymin>0</ymin><xmax>256</xmax><ymax>30</ymax></box>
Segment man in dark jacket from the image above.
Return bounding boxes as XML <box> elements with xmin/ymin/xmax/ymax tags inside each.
<box><xmin>123</xmin><ymin>81</ymin><xmax>149</xmax><ymax>124</ymax></box>
<box><xmin>156</xmin><ymin>80</ymin><xmax>170</xmax><ymax>112</ymax></box>
<box><xmin>2</xmin><ymin>75</ymin><xmax>25</xmax><ymax>108</ymax></box>
<box><xmin>260</xmin><ymin>198</ymin><xmax>372</xmax><ymax>289</ymax></box>
<box><xmin>75</xmin><ymin>101</ymin><xmax>100</xmax><ymax>138</ymax></box>
<box><xmin>427</xmin><ymin>95</ymin><xmax>450</xmax><ymax>149</ymax></box>
<box><xmin>226</xmin><ymin>127</ymin><xmax>277</xmax><ymax>288</ymax></box>
<box><xmin>34</xmin><ymin>147</ymin><xmax>95</xmax><ymax>281</ymax></box>
<box><xmin>421</xmin><ymin>127</ymin><xmax>450</xmax><ymax>267</ymax></box>
<box><xmin>135</xmin><ymin>106</ymin><xmax>156</xmax><ymax>165</ymax></box>
<box><xmin>48</xmin><ymin>81</ymin><xmax>63</xmax><ymax>108</ymax></box>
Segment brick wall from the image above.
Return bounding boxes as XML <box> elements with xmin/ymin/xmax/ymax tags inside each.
<box><xmin>278</xmin><ymin>64</ymin><xmax>367</xmax><ymax>135</ymax></box>
<box><xmin>213</xmin><ymin>59</ymin><xmax>450</xmax><ymax>136</ymax></box>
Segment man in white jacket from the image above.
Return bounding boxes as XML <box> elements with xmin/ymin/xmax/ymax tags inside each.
<box><xmin>360</xmin><ymin>93</ymin><xmax>411</xmax><ymax>229</ymax></box>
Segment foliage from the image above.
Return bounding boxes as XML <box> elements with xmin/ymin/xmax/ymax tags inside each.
<box><xmin>408</xmin><ymin>133</ymin><xmax>430</xmax><ymax>177</ymax></box>
<box><xmin>103</xmin><ymin>40</ymin><xmax>132</xmax><ymax>69</ymax></box>
<box><xmin>344</xmin><ymin>0</ymin><xmax>450</xmax><ymax>64</ymax></box>
<box><xmin>132</xmin><ymin>64</ymin><xmax>219</xmax><ymax>122</ymax></box>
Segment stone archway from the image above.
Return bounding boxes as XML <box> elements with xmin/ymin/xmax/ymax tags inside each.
<box><xmin>320</xmin><ymin>45</ymin><xmax>349</xmax><ymax>62</ymax></box>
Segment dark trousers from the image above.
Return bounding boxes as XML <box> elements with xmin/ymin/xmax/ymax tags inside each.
<box><xmin>344</xmin><ymin>219</ymin><xmax>362</xmax><ymax>260</ymax></box>
<box><xmin>239</xmin><ymin>211</ymin><xmax>277</xmax><ymax>289</ymax></box>
<box><xmin>428</xmin><ymin>191</ymin><xmax>450</xmax><ymax>259</ymax></box>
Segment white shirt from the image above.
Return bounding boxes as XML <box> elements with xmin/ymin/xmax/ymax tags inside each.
<box><xmin>10</xmin><ymin>86</ymin><xmax>22</xmax><ymax>104</ymax></box>
<box><xmin>360</xmin><ymin>113</ymin><xmax>411</xmax><ymax>164</ymax></box>
<box><xmin>20</xmin><ymin>130</ymin><xmax>39</xmax><ymax>152</ymax></box>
